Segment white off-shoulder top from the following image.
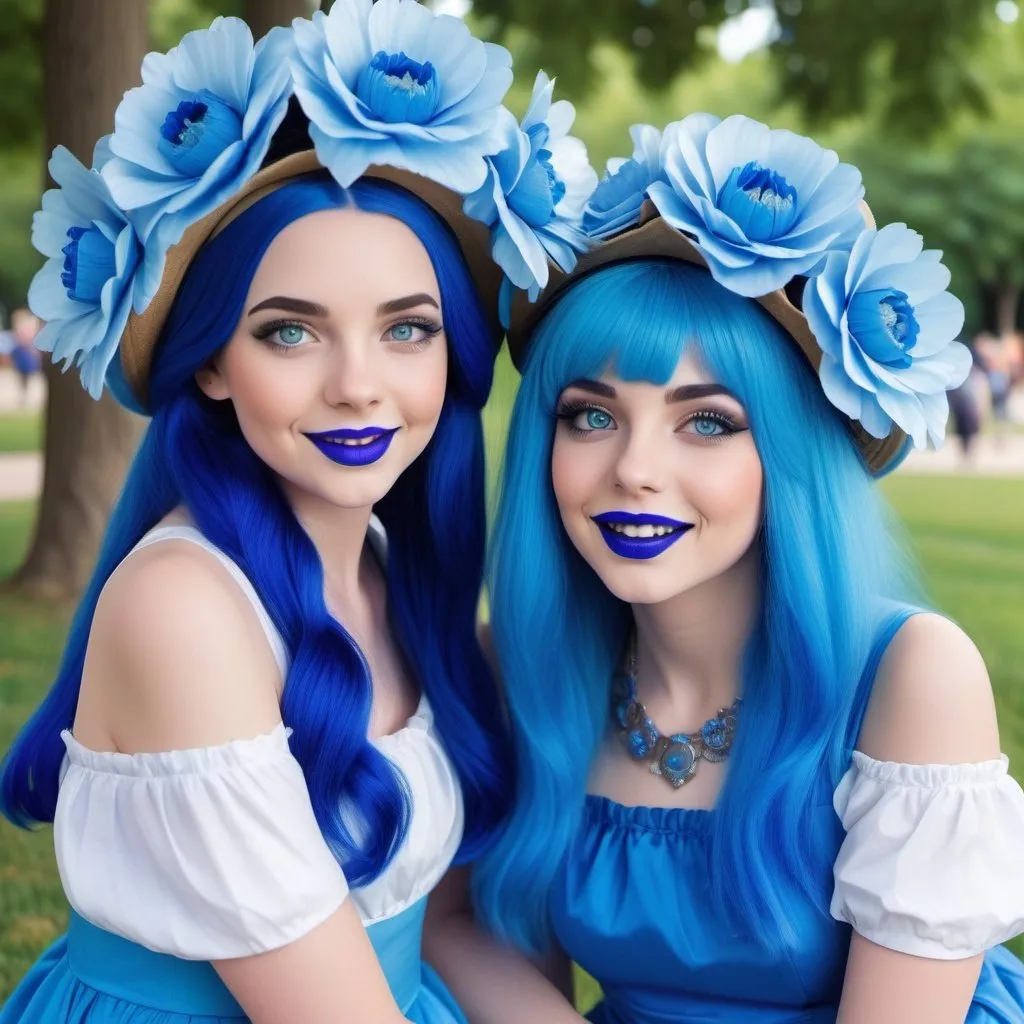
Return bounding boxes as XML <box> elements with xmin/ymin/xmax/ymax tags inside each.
<box><xmin>53</xmin><ymin>523</ymin><xmax>464</xmax><ymax>960</ymax></box>
<box><xmin>830</xmin><ymin>750</ymin><xmax>1024</xmax><ymax>959</ymax></box>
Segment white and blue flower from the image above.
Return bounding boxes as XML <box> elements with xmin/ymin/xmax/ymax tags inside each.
<box><xmin>100</xmin><ymin>17</ymin><xmax>293</xmax><ymax>300</ymax></box>
<box><xmin>803</xmin><ymin>222</ymin><xmax>971</xmax><ymax>448</ymax></box>
<box><xmin>464</xmin><ymin>71</ymin><xmax>598</xmax><ymax>325</ymax></box>
<box><xmin>290</xmin><ymin>0</ymin><xmax>512</xmax><ymax>193</ymax></box>
<box><xmin>27</xmin><ymin>147</ymin><xmax>157</xmax><ymax>400</ymax></box>
<box><xmin>582</xmin><ymin>123</ymin><xmax>664</xmax><ymax>239</ymax></box>
<box><xmin>647</xmin><ymin>113</ymin><xmax>865</xmax><ymax>297</ymax></box>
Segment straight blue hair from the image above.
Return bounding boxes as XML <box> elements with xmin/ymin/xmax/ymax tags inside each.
<box><xmin>474</xmin><ymin>259</ymin><xmax>918</xmax><ymax>953</ymax></box>
<box><xmin>3</xmin><ymin>174</ymin><xmax>513</xmax><ymax>881</ymax></box>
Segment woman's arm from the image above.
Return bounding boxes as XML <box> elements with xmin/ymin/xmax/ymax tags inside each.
<box><xmin>836</xmin><ymin>613</ymin><xmax>1000</xmax><ymax>1024</ymax></box>
<box><xmin>423</xmin><ymin>866</ymin><xmax>584</xmax><ymax>1024</ymax></box>
<box><xmin>82</xmin><ymin>541</ymin><xmax>408</xmax><ymax>1024</ymax></box>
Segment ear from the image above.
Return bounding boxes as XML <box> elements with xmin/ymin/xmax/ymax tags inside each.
<box><xmin>195</xmin><ymin>358</ymin><xmax>231</xmax><ymax>401</ymax></box>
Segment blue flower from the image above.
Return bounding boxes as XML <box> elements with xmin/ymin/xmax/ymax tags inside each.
<box><xmin>582</xmin><ymin>123</ymin><xmax>664</xmax><ymax>239</ymax></box>
<box><xmin>647</xmin><ymin>113</ymin><xmax>866</xmax><ymax>297</ymax></box>
<box><xmin>803</xmin><ymin>223</ymin><xmax>971</xmax><ymax>448</ymax></box>
<box><xmin>100</xmin><ymin>17</ymin><xmax>293</xmax><ymax>300</ymax></box>
<box><xmin>464</xmin><ymin>72</ymin><xmax>598</xmax><ymax>325</ymax></box>
<box><xmin>27</xmin><ymin>147</ymin><xmax>156</xmax><ymax>400</ymax></box>
<box><xmin>290</xmin><ymin>0</ymin><xmax>513</xmax><ymax>193</ymax></box>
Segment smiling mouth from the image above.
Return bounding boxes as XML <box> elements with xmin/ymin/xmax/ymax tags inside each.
<box><xmin>591</xmin><ymin>512</ymin><xmax>693</xmax><ymax>560</ymax></box>
<box><xmin>303</xmin><ymin>426</ymin><xmax>399</xmax><ymax>467</ymax></box>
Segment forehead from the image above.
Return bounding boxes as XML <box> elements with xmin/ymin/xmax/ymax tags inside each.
<box><xmin>247</xmin><ymin>206</ymin><xmax>439</xmax><ymax>306</ymax></box>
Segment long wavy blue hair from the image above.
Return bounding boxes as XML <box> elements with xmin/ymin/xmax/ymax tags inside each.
<box><xmin>2</xmin><ymin>175</ymin><xmax>512</xmax><ymax>882</ymax></box>
<box><xmin>474</xmin><ymin>259</ymin><xmax>919</xmax><ymax>953</ymax></box>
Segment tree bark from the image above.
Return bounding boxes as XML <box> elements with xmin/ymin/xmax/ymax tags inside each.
<box><xmin>13</xmin><ymin>0</ymin><xmax>149</xmax><ymax>600</ymax></box>
<box><xmin>995</xmin><ymin>282</ymin><xmax>1021</xmax><ymax>338</ymax></box>
<box><xmin>245</xmin><ymin>0</ymin><xmax>318</xmax><ymax>38</ymax></box>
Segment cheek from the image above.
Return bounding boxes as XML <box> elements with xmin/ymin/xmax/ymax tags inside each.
<box><xmin>551</xmin><ymin>435</ymin><xmax>607</xmax><ymax>520</ymax></box>
<box><xmin>394</xmin><ymin>347</ymin><xmax>448</xmax><ymax>427</ymax></box>
<box><xmin>693</xmin><ymin>446</ymin><xmax>764</xmax><ymax>528</ymax></box>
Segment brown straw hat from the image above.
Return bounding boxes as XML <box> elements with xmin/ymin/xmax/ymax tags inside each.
<box><xmin>119</xmin><ymin>149</ymin><xmax>504</xmax><ymax>412</ymax></box>
<box><xmin>505</xmin><ymin>200</ymin><xmax>907</xmax><ymax>476</ymax></box>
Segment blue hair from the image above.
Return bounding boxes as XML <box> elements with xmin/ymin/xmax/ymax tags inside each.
<box><xmin>474</xmin><ymin>259</ymin><xmax>918</xmax><ymax>953</ymax></box>
<box><xmin>3</xmin><ymin>175</ymin><xmax>512</xmax><ymax>881</ymax></box>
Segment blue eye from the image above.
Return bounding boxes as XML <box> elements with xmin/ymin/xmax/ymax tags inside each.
<box><xmin>681</xmin><ymin>410</ymin><xmax>743</xmax><ymax>440</ymax></box>
<box><xmin>276</xmin><ymin>325</ymin><xmax>308</xmax><ymax>347</ymax></box>
<box><xmin>386</xmin><ymin>319</ymin><xmax>441</xmax><ymax>345</ymax></box>
<box><xmin>692</xmin><ymin>416</ymin><xmax>724</xmax><ymax>436</ymax></box>
<box><xmin>556</xmin><ymin>401</ymin><xmax>617</xmax><ymax>435</ymax></box>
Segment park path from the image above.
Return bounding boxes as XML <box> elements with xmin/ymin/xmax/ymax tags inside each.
<box><xmin>2</xmin><ymin>435</ymin><xmax>1023</xmax><ymax>504</ymax></box>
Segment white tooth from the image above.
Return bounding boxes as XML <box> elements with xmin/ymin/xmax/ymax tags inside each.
<box><xmin>654</xmin><ymin>526</ymin><xmax>665</xmax><ymax>536</ymax></box>
<box><xmin>637</xmin><ymin>524</ymin><xmax>655</xmax><ymax>538</ymax></box>
<box><xmin>623</xmin><ymin>524</ymin><xmax>640</xmax><ymax>537</ymax></box>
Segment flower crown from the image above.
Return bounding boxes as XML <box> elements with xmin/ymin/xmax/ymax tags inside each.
<box><xmin>507</xmin><ymin>113</ymin><xmax>972</xmax><ymax>474</ymax></box>
<box><xmin>28</xmin><ymin>2</ymin><xmax>596</xmax><ymax>411</ymax></box>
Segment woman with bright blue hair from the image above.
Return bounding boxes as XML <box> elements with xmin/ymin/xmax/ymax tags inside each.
<box><xmin>428</xmin><ymin>115</ymin><xmax>1024</xmax><ymax>1022</ymax></box>
<box><xmin>0</xmin><ymin>3</ymin><xmax>568</xmax><ymax>1021</ymax></box>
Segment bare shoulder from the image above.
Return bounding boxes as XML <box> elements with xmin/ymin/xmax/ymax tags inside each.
<box><xmin>857</xmin><ymin>612</ymin><xmax>1000</xmax><ymax>764</ymax></box>
<box><xmin>81</xmin><ymin>538</ymin><xmax>284</xmax><ymax>753</ymax></box>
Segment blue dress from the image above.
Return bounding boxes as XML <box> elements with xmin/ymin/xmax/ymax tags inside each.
<box><xmin>0</xmin><ymin>900</ymin><xmax>463</xmax><ymax>1023</ymax></box>
<box><xmin>551</xmin><ymin>612</ymin><xmax>1024</xmax><ymax>1023</ymax></box>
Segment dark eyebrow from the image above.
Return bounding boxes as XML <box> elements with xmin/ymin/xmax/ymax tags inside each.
<box><xmin>376</xmin><ymin>293</ymin><xmax>440</xmax><ymax>316</ymax></box>
<box><xmin>247</xmin><ymin>296</ymin><xmax>329</xmax><ymax>318</ymax></box>
<box><xmin>666</xmin><ymin>383</ymin><xmax>739</xmax><ymax>403</ymax></box>
<box><xmin>564</xmin><ymin>378</ymin><xmax>617</xmax><ymax>398</ymax></box>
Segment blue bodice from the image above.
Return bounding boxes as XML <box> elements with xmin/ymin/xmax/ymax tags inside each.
<box><xmin>552</xmin><ymin>795</ymin><xmax>1024</xmax><ymax>1023</ymax></box>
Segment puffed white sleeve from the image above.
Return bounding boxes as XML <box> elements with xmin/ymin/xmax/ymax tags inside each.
<box><xmin>830</xmin><ymin>751</ymin><xmax>1024</xmax><ymax>959</ymax></box>
<box><xmin>54</xmin><ymin>724</ymin><xmax>349</xmax><ymax>960</ymax></box>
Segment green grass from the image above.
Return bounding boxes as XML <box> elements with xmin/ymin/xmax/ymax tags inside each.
<box><xmin>0</xmin><ymin>475</ymin><xmax>1022</xmax><ymax>1004</ymax></box>
<box><xmin>0</xmin><ymin>413</ymin><xmax>41</xmax><ymax>454</ymax></box>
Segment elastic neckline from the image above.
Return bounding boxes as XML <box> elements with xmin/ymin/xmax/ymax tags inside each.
<box><xmin>585</xmin><ymin>793</ymin><xmax>714</xmax><ymax>836</ymax></box>
<box><xmin>849</xmin><ymin>750</ymin><xmax>1010</xmax><ymax>787</ymax></box>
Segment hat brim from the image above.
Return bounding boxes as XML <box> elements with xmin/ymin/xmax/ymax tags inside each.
<box><xmin>120</xmin><ymin>149</ymin><xmax>503</xmax><ymax>410</ymax></box>
<box><xmin>507</xmin><ymin>204</ymin><xmax>906</xmax><ymax>477</ymax></box>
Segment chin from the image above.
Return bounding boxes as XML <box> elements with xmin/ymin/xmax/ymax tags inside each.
<box><xmin>594</xmin><ymin>563</ymin><xmax>700</xmax><ymax>606</ymax></box>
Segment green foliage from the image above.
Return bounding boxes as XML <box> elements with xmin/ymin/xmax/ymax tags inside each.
<box><xmin>0</xmin><ymin>0</ymin><xmax>42</xmax><ymax>148</ymax></box>
<box><xmin>0</xmin><ymin>0</ymin><xmax>240</xmax><ymax>149</ymax></box>
<box><xmin>0</xmin><ymin>149</ymin><xmax>44</xmax><ymax>313</ymax></box>
<box><xmin>471</xmin><ymin>0</ymin><xmax>994</xmax><ymax>136</ymax></box>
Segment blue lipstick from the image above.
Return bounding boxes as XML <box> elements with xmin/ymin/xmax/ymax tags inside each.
<box><xmin>304</xmin><ymin>426</ymin><xmax>399</xmax><ymax>467</ymax></box>
<box><xmin>591</xmin><ymin>511</ymin><xmax>693</xmax><ymax>560</ymax></box>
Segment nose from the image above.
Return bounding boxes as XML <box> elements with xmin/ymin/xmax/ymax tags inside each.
<box><xmin>323</xmin><ymin>338</ymin><xmax>382</xmax><ymax>412</ymax></box>
<box><xmin>613</xmin><ymin>429</ymin><xmax>665</xmax><ymax>496</ymax></box>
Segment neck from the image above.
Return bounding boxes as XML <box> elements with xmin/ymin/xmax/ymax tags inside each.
<box><xmin>280</xmin><ymin>480</ymin><xmax>375</xmax><ymax>609</ymax></box>
<box><xmin>631</xmin><ymin>544</ymin><xmax>760</xmax><ymax>720</ymax></box>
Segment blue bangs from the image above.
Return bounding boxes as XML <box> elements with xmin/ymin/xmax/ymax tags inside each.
<box><xmin>475</xmin><ymin>258</ymin><xmax>917</xmax><ymax>953</ymax></box>
<box><xmin>3</xmin><ymin>174</ymin><xmax>511</xmax><ymax>881</ymax></box>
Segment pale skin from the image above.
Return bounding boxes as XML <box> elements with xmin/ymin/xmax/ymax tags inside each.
<box><xmin>428</xmin><ymin>351</ymin><xmax>1001</xmax><ymax>1023</ymax></box>
<box><xmin>73</xmin><ymin>206</ymin><xmax>453</xmax><ymax>1024</ymax></box>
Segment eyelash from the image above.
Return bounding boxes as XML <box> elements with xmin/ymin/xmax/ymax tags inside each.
<box><xmin>251</xmin><ymin>316</ymin><xmax>444</xmax><ymax>352</ymax></box>
<box><xmin>385</xmin><ymin>316</ymin><xmax>443</xmax><ymax>349</ymax></box>
<box><xmin>252</xmin><ymin>319</ymin><xmax>312</xmax><ymax>352</ymax></box>
<box><xmin>554</xmin><ymin>400</ymin><xmax>744</xmax><ymax>442</ymax></box>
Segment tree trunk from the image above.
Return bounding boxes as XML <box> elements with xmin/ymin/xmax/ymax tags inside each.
<box><xmin>994</xmin><ymin>282</ymin><xmax>1021</xmax><ymax>338</ymax></box>
<box><xmin>245</xmin><ymin>0</ymin><xmax>318</xmax><ymax>38</ymax></box>
<box><xmin>13</xmin><ymin>0</ymin><xmax>149</xmax><ymax>600</ymax></box>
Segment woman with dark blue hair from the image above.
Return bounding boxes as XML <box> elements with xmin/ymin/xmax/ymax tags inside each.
<box><xmin>0</xmin><ymin>3</ymin><xmax>577</xmax><ymax>1020</ymax></box>
<box><xmin>428</xmin><ymin>115</ymin><xmax>1024</xmax><ymax>1023</ymax></box>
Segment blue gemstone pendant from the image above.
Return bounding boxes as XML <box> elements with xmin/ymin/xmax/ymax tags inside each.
<box><xmin>651</xmin><ymin>736</ymin><xmax>698</xmax><ymax>788</ymax></box>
